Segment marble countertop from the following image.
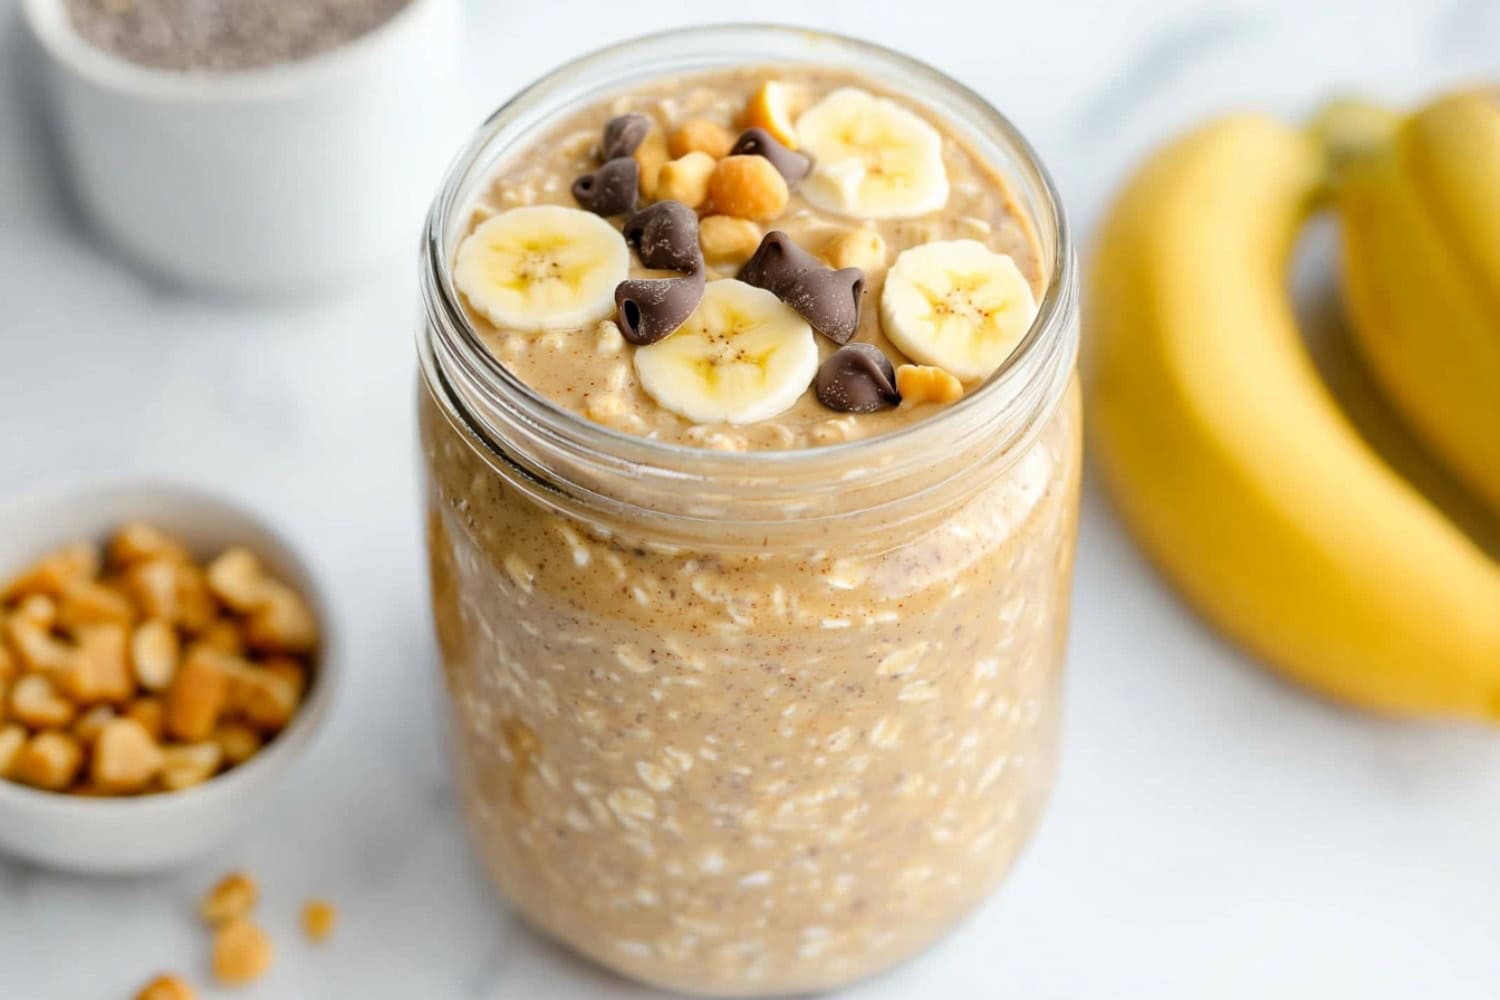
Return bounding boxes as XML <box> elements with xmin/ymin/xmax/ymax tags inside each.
<box><xmin>3</xmin><ymin>1</ymin><xmax>1500</xmax><ymax>997</ymax></box>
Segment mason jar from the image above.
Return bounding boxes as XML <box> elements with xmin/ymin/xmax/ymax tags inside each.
<box><xmin>417</xmin><ymin>25</ymin><xmax>1080</xmax><ymax>996</ymax></box>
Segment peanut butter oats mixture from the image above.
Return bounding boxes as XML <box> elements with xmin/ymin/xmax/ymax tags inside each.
<box><xmin>421</xmin><ymin>62</ymin><xmax>1081</xmax><ymax>995</ymax></box>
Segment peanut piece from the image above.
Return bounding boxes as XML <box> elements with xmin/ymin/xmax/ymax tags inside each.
<box><xmin>11</xmin><ymin>674</ymin><xmax>77</xmax><ymax>729</ymax></box>
<box><xmin>131</xmin><ymin>619</ymin><xmax>181</xmax><ymax>692</ymax></box>
<box><xmin>0</xmin><ymin>642</ymin><xmax>14</xmax><ymax>683</ymax></box>
<box><xmin>135</xmin><ymin>974</ymin><xmax>197</xmax><ymax>1000</ymax></box>
<box><xmin>109</xmin><ymin>521</ymin><xmax>192</xmax><ymax>568</ymax></box>
<box><xmin>698</xmin><ymin>215</ymin><xmax>762</xmax><ymax>265</ymax></box>
<box><xmin>823</xmin><ymin>229</ymin><xmax>888</xmax><ymax>272</ymax></box>
<box><xmin>633</xmin><ymin>127</ymin><xmax>671</xmax><ymax>198</ymax></box>
<box><xmin>126</xmin><ymin>558</ymin><xmax>181</xmax><ymax>623</ymax></box>
<box><xmin>198</xmin><ymin>618</ymin><xmax>244</xmax><ymax>656</ymax></box>
<box><xmin>708</xmin><ymin>155</ymin><xmax>788</xmax><ymax>221</ymax></box>
<box><xmin>56</xmin><ymin>578</ymin><xmax>136</xmax><ymax>630</ymax></box>
<box><xmin>66</xmin><ymin>623</ymin><xmax>133</xmax><ymax>704</ymax></box>
<box><xmin>165</xmin><ymin>647</ymin><xmax>232</xmax><ymax>742</ymax></box>
<box><xmin>231</xmin><ymin>661</ymin><xmax>303</xmax><ymax>733</ymax></box>
<box><xmin>655</xmin><ymin>151</ymin><xmax>717</xmax><ymax>209</ymax></box>
<box><xmin>73</xmin><ymin>704</ymin><xmax>116</xmax><ymax>746</ymax></box>
<box><xmin>125</xmin><ymin>697</ymin><xmax>166</xmax><ymax>742</ymax></box>
<box><xmin>205</xmin><ymin>548</ymin><xmax>267</xmax><ymax>613</ymax></box>
<box><xmin>175</xmin><ymin>564</ymin><xmax>218</xmax><ymax>634</ymax></box>
<box><xmin>211</xmin><ymin>918</ymin><xmax>274</xmax><ymax>986</ymax></box>
<box><xmin>0</xmin><ymin>724</ymin><xmax>26</xmax><ymax>778</ymax></box>
<box><xmin>93</xmin><ymin>717</ymin><xmax>164</xmax><ymax>793</ymax></box>
<box><xmin>5</xmin><ymin>616</ymin><xmax>76</xmax><ymax>675</ymax></box>
<box><xmin>14</xmin><ymin>731</ymin><xmax>83</xmax><ymax>790</ymax></box>
<box><xmin>213</xmin><ymin>723</ymin><xmax>262</xmax><ymax>766</ymax></box>
<box><xmin>202</xmin><ymin>871</ymin><xmax>259</xmax><ymax>925</ymax></box>
<box><xmin>242</xmin><ymin>586</ymin><xmax>318</xmax><ymax>655</ymax></box>
<box><xmin>2</xmin><ymin>542</ymin><xmax>99</xmax><ymax>601</ymax></box>
<box><xmin>159</xmin><ymin>741</ymin><xmax>222</xmax><ymax>790</ymax></box>
<box><xmin>301</xmin><ymin>899</ymin><xmax>337</xmax><ymax>943</ymax></box>
<box><xmin>896</xmin><ymin>364</ymin><xmax>965</xmax><ymax>406</ymax></box>
<box><xmin>670</xmin><ymin>118</ymin><xmax>735</xmax><ymax>159</ymax></box>
<box><xmin>13</xmin><ymin>593</ymin><xmax>57</xmax><ymax>626</ymax></box>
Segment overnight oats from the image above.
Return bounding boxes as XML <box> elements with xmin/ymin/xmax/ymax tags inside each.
<box><xmin>418</xmin><ymin>26</ymin><xmax>1080</xmax><ymax>996</ymax></box>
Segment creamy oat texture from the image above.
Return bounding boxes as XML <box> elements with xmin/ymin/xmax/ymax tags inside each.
<box><xmin>461</xmin><ymin>68</ymin><xmax>1043</xmax><ymax>451</ymax></box>
<box><xmin>423</xmin><ymin>66</ymin><xmax>1080</xmax><ymax>995</ymax></box>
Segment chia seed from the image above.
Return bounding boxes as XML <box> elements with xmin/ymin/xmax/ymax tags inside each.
<box><xmin>65</xmin><ymin>0</ymin><xmax>415</xmax><ymax>72</ymax></box>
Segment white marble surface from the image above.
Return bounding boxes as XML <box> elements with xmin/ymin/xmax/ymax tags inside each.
<box><xmin>3</xmin><ymin>1</ymin><xmax>1500</xmax><ymax>997</ymax></box>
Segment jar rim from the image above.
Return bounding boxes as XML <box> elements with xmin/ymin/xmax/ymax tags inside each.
<box><xmin>421</xmin><ymin>24</ymin><xmax>1075</xmax><ymax>482</ymax></box>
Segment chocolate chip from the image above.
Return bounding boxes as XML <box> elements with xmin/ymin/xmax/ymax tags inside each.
<box><xmin>738</xmin><ymin>231</ymin><xmax>864</xmax><ymax>344</ymax></box>
<box><xmin>601</xmin><ymin>112</ymin><xmax>652</xmax><ymax>161</ymax></box>
<box><xmin>572</xmin><ymin>158</ymin><xmax>639</xmax><ymax>217</ymax></box>
<box><xmin>815</xmin><ymin>343</ymin><xmax>901</xmax><ymax>413</ymax></box>
<box><xmin>730</xmin><ymin>127</ymin><xmax>813</xmax><ymax>183</ymax></box>
<box><xmin>615</xmin><ymin>269</ymin><xmax>705</xmax><ymax>346</ymax></box>
<box><xmin>624</xmin><ymin>201</ymin><xmax>703</xmax><ymax>273</ymax></box>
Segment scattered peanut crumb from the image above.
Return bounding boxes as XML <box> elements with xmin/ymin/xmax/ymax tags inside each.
<box><xmin>135</xmin><ymin>973</ymin><xmax>196</xmax><ymax>1000</ymax></box>
<box><xmin>211</xmin><ymin>918</ymin><xmax>274</xmax><ymax>986</ymax></box>
<box><xmin>301</xmin><ymin>899</ymin><xmax>337</xmax><ymax>943</ymax></box>
<box><xmin>201</xmin><ymin>871</ymin><xmax>259</xmax><ymax>925</ymax></box>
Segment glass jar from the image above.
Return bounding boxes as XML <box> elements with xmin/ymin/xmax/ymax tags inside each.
<box><xmin>417</xmin><ymin>25</ymin><xmax>1080</xmax><ymax>997</ymax></box>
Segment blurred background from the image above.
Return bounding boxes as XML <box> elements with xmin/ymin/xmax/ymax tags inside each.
<box><xmin>2</xmin><ymin>0</ymin><xmax>1499</xmax><ymax>997</ymax></box>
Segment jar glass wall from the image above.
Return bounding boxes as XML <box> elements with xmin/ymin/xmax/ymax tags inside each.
<box><xmin>418</xmin><ymin>25</ymin><xmax>1080</xmax><ymax>996</ymax></box>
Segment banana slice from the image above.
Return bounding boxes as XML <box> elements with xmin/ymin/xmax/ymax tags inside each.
<box><xmin>454</xmin><ymin>205</ymin><xmax>629</xmax><ymax>332</ymax></box>
<box><xmin>880</xmin><ymin>240</ymin><xmax>1038</xmax><ymax>380</ymax></box>
<box><xmin>634</xmin><ymin>279</ymin><xmax>818</xmax><ymax>425</ymax></box>
<box><xmin>795</xmin><ymin>87</ymin><xmax>949</xmax><ymax>219</ymax></box>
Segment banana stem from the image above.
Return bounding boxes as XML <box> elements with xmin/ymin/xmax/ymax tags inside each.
<box><xmin>1307</xmin><ymin>97</ymin><xmax>1402</xmax><ymax>184</ymax></box>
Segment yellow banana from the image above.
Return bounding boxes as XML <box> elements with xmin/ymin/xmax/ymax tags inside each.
<box><xmin>1088</xmin><ymin>114</ymin><xmax>1500</xmax><ymax>719</ymax></box>
<box><xmin>1328</xmin><ymin>91</ymin><xmax>1500</xmax><ymax>518</ymax></box>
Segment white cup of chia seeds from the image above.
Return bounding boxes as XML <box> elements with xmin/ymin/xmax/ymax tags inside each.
<box><xmin>22</xmin><ymin>0</ymin><xmax>463</xmax><ymax>296</ymax></box>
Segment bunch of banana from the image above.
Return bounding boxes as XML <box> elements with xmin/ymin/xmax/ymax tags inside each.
<box><xmin>1325</xmin><ymin>91</ymin><xmax>1500</xmax><ymax>520</ymax></box>
<box><xmin>1088</xmin><ymin>111</ymin><xmax>1500</xmax><ymax>720</ymax></box>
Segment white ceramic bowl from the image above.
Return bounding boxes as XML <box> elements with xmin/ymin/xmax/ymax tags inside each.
<box><xmin>21</xmin><ymin>0</ymin><xmax>463</xmax><ymax>296</ymax></box>
<box><xmin>0</xmin><ymin>480</ymin><xmax>338</xmax><ymax>874</ymax></box>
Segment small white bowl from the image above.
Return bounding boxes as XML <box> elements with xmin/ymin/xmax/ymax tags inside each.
<box><xmin>21</xmin><ymin>0</ymin><xmax>464</xmax><ymax>296</ymax></box>
<box><xmin>0</xmin><ymin>480</ymin><xmax>339</xmax><ymax>874</ymax></box>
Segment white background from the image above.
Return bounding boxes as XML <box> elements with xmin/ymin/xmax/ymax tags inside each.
<box><xmin>3</xmin><ymin>1</ymin><xmax>1500</xmax><ymax>997</ymax></box>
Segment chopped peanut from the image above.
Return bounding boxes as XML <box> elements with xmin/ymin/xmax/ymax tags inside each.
<box><xmin>135</xmin><ymin>974</ymin><xmax>197</xmax><ymax>1000</ymax></box>
<box><xmin>0</xmin><ymin>724</ymin><xmax>25</xmax><ymax>778</ymax></box>
<box><xmin>109</xmin><ymin>521</ymin><xmax>192</xmax><ymax>568</ymax></box>
<box><xmin>211</xmin><ymin>919</ymin><xmax>274</xmax><ymax>986</ymax></box>
<box><xmin>159</xmin><ymin>741</ymin><xmax>222</xmax><ymax>791</ymax></box>
<box><xmin>165</xmin><ymin>646</ymin><xmax>232</xmax><ymax>742</ymax></box>
<box><xmin>632</xmin><ymin>127</ymin><xmax>671</xmax><ymax>199</ymax></box>
<box><xmin>65</xmin><ymin>624</ymin><xmax>134</xmax><ymax>704</ymax></box>
<box><xmin>125</xmin><ymin>697</ymin><xmax>166</xmax><ymax>741</ymax></box>
<box><xmin>699</xmin><ymin>215</ymin><xmax>762</xmax><ymax>265</ymax></box>
<box><xmin>896</xmin><ymin>364</ymin><xmax>965</xmax><ymax>406</ymax></box>
<box><xmin>72</xmin><ymin>704</ymin><xmax>116</xmax><ymax>746</ymax></box>
<box><xmin>742</xmin><ymin>80</ymin><xmax>800</xmax><ymax>149</ymax></box>
<box><xmin>197</xmin><ymin>618</ymin><xmax>244</xmax><ymax>657</ymax></box>
<box><xmin>823</xmin><ymin>229</ymin><xmax>888</xmax><ymax>272</ymax></box>
<box><xmin>15</xmin><ymin>731</ymin><xmax>83</xmax><ymax>790</ymax></box>
<box><xmin>242</xmin><ymin>586</ymin><xmax>318</xmax><ymax>655</ymax></box>
<box><xmin>56</xmin><ymin>578</ymin><xmax>136</xmax><ymax>630</ymax></box>
<box><xmin>301</xmin><ymin>899</ymin><xmax>337</xmax><ymax>943</ymax></box>
<box><xmin>213</xmin><ymin>723</ymin><xmax>263</xmax><ymax>766</ymax></box>
<box><xmin>201</xmin><ymin>871</ymin><xmax>259</xmax><ymax>925</ymax></box>
<box><xmin>5</xmin><ymin>616</ymin><xmax>75</xmax><ymax>675</ymax></box>
<box><xmin>2</xmin><ymin>542</ymin><xmax>99</xmax><ymax>601</ymax></box>
<box><xmin>670</xmin><ymin>118</ymin><xmax>735</xmax><ymax>159</ymax></box>
<box><xmin>708</xmin><ymin>155</ymin><xmax>788</xmax><ymax>221</ymax></box>
<box><xmin>126</xmin><ymin>558</ymin><xmax>182</xmax><ymax>623</ymax></box>
<box><xmin>11</xmin><ymin>674</ymin><xmax>77</xmax><ymax>729</ymax></box>
<box><xmin>131</xmin><ymin>619</ymin><xmax>181</xmax><ymax>692</ymax></box>
<box><xmin>655</xmin><ymin>151</ymin><xmax>717</xmax><ymax>209</ymax></box>
<box><xmin>174</xmin><ymin>564</ymin><xmax>218</xmax><ymax>634</ymax></box>
<box><xmin>13</xmin><ymin>593</ymin><xmax>57</xmax><ymax>626</ymax></box>
<box><xmin>232</xmin><ymin>665</ymin><xmax>302</xmax><ymax>733</ymax></box>
<box><xmin>0</xmin><ymin>642</ymin><xmax>14</xmax><ymax>683</ymax></box>
<box><xmin>205</xmin><ymin>548</ymin><xmax>266</xmax><ymax>614</ymax></box>
<box><xmin>93</xmin><ymin>717</ymin><xmax>164</xmax><ymax>793</ymax></box>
